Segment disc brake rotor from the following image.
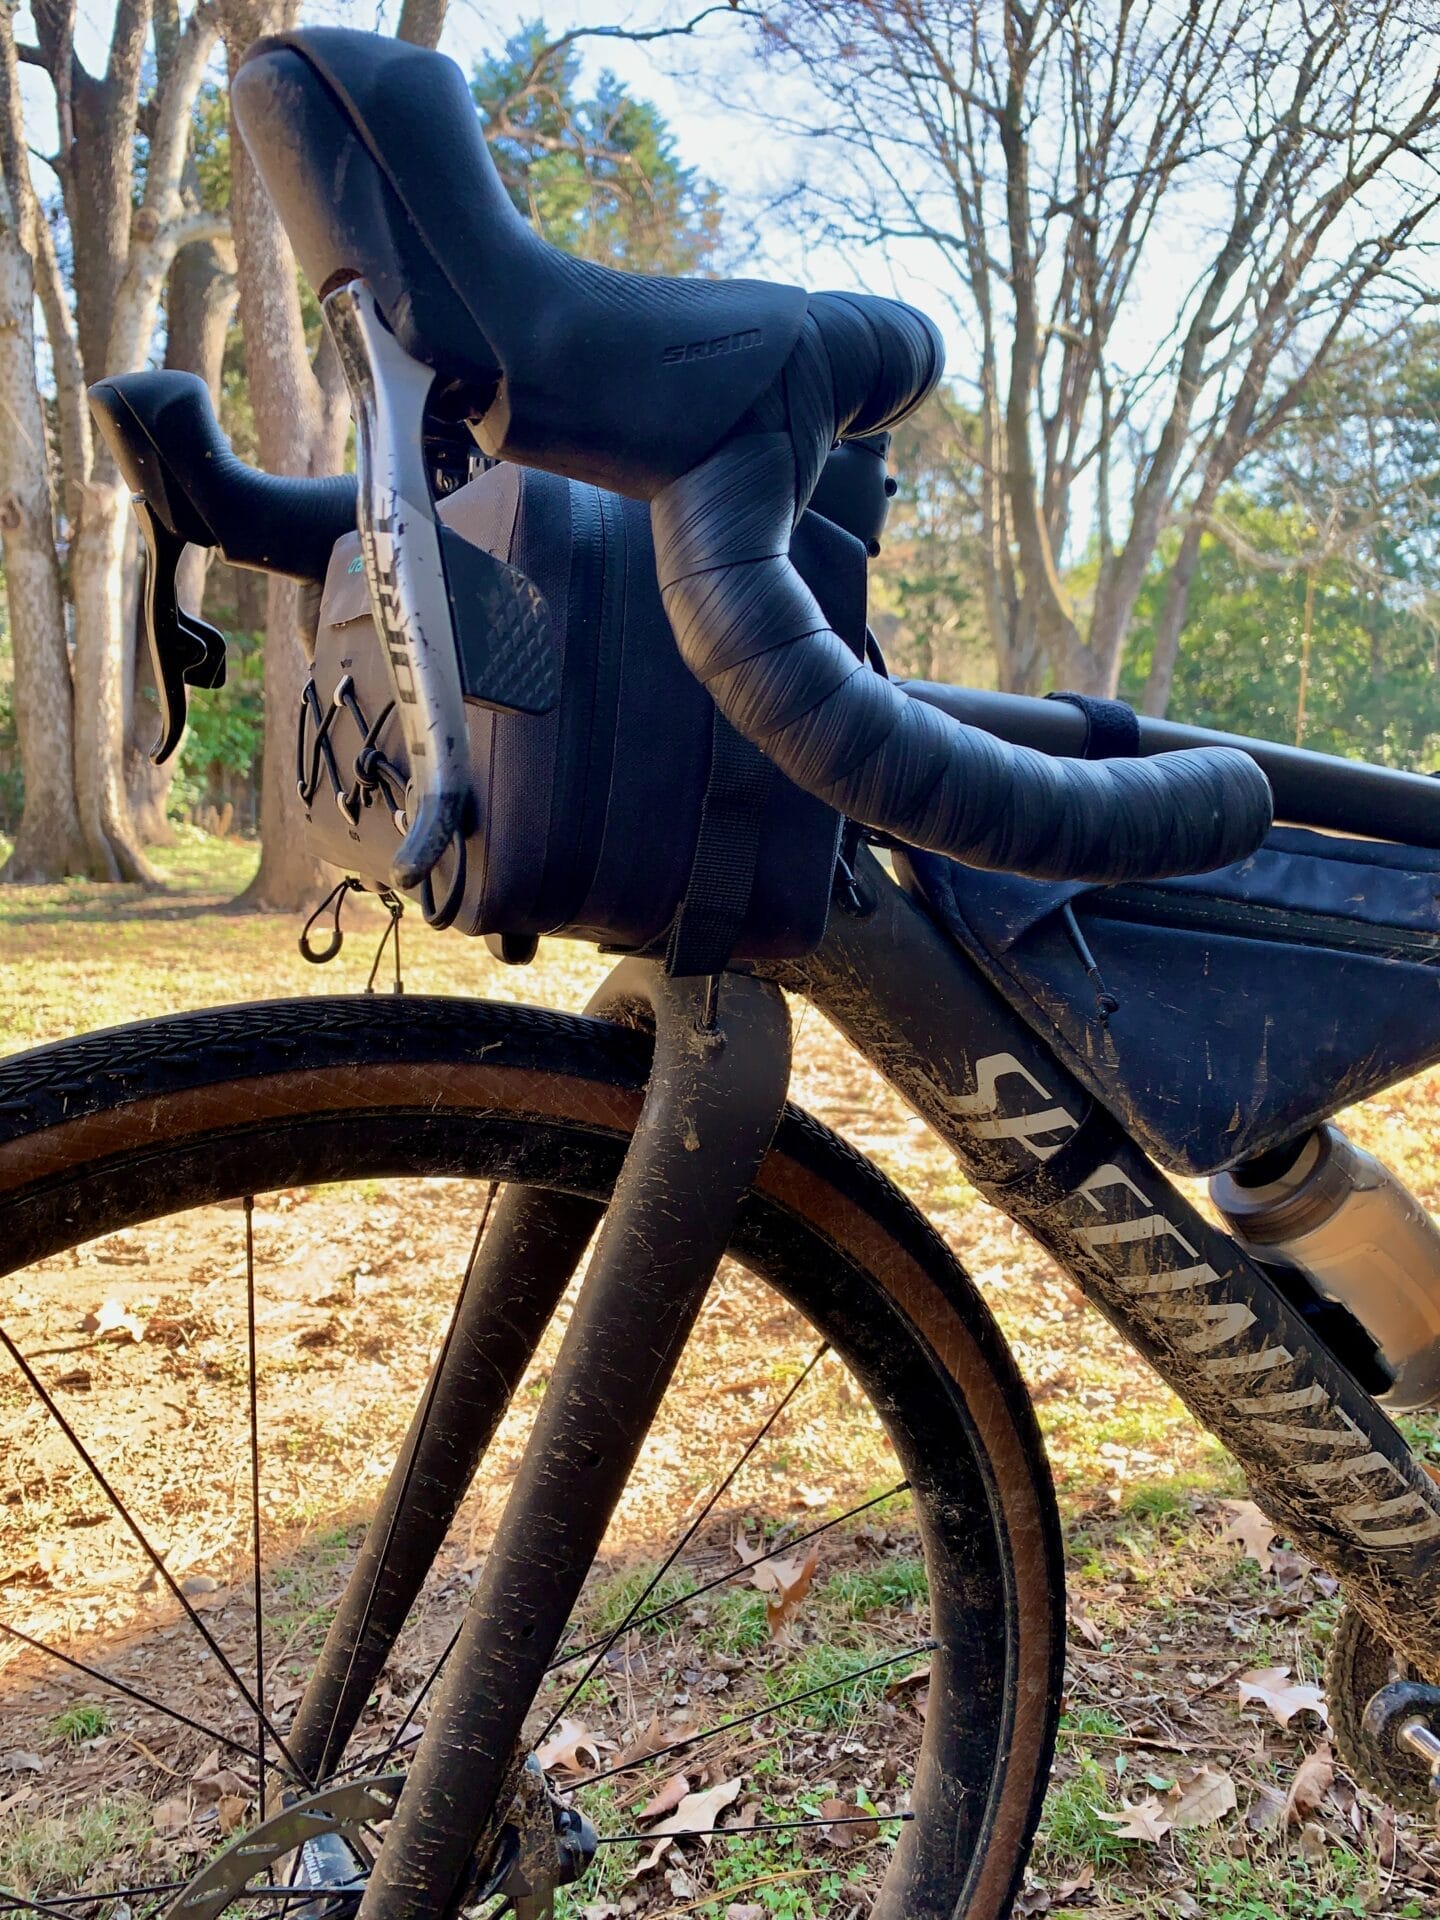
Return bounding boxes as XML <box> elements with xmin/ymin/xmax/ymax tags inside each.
<box><xmin>164</xmin><ymin>1774</ymin><xmax>404</xmax><ymax>1920</ymax></box>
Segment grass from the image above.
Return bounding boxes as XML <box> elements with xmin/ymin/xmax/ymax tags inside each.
<box><xmin>765</xmin><ymin>1639</ymin><xmax>898</xmax><ymax>1729</ymax></box>
<box><xmin>6</xmin><ymin>833</ymin><xmax>1440</xmax><ymax>1916</ymax></box>
<box><xmin>46</xmin><ymin>1703</ymin><xmax>110</xmax><ymax>1745</ymax></box>
<box><xmin>1034</xmin><ymin>1757</ymin><xmax>1130</xmax><ymax>1873</ymax></box>
<box><xmin>265</xmin><ymin>1524</ymin><xmax>358</xmax><ymax>1659</ymax></box>
<box><xmin>581</xmin><ymin>1561</ymin><xmax>698</xmax><ymax>1641</ymax></box>
<box><xmin>0</xmin><ymin>1797</ymin><xmax>150</xmax><ymax>1896</ymax></box>
<box><xmin>698</xmin><ymin>1586</ymin><xmax>770</xmax><ymax>1654</ymax></box>
<box><xmin>819</xmin><ymin>1558</ymin><xmax>928</xmax><ymax>1618</ymax></box>
<box><xmin>1182</xmin><ymin>1846</ymin><xmax>1386</xmax><ymax>1918</ymax></box>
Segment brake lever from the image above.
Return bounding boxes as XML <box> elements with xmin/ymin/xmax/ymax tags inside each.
<box><xmin>322</xmin><ymin>279</ymin><xmax>556</xmax><ymax>893</ymax></box>
<box><xmin>135</xmin><ymin>497</ymin><xmax>227</xmax><ymax>763</ymax></box>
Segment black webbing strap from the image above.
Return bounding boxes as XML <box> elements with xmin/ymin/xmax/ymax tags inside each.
<box><xmin>665</xmin><ymin>709</ymin><xmax>774</xmax><ymax>977</ymax></box>
<box><xmin>1046</xmin><ymin>690</ymin><xmax>1141</xmax><ymax>761</ymax></box>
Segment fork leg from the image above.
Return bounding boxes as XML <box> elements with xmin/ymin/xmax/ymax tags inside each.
<box><xmin>353</xmin><ymin>962</ymin><xmax>792</xmax><ymax>1920</ymax></box>
<box><xmin>288</xmin><ymin>1186</ymin><xmax>604</xmax><ymax>1782</ymax></box>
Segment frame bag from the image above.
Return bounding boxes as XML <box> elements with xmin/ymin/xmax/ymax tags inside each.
<box><xmin>907</xmin><ymin>827</ymin><xmax>1440</xmax><ymax>1177</ymax></box>
<box><xmin>298</xmin><ymin>462</ymin><xmax>867</xmax><ymax>969</ymax></box>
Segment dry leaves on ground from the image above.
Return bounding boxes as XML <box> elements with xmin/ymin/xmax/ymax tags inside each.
<box><xmin>1236</xmin><ymin>1666</ymin><xmax>1330</xmax><ymax>1730</ymax></box>
<box><xmin>646</xmin><ymin>1775</ymin><xmax>742</xmax><ymax>1842</ymax></box>
<box><xmin>819</xmin><ymin>1797</ymin><xmax>881</xmax><ymax>1847</ymax></box>
<box><xmin>81</xmin><ymin>1299</ymin><xmax>146</xmax><ymax>1343</ymax></box>
<box><xmin>535</xmin><ymin>1717</ymin><xmax>608</xmax><ymax>1774</ymax></box>
<box><xmin>1285</xmin><ymin>1744</ymin><xmax>1336</xmax><ymax>1826</ymax></box>
<box><xmin>1100</xmin><ymin>1765</ymin><xmax>1237</xmax><ymax>1845</ymax></box>
<box><xmin>736</xmin><ymin>1528</ymin><xmax>821</xmax><ymax>1640</ymax></box>
<box><xmin>1220</xmin><ymin>1499</ymin><xmax>1276</xmax><ymax>1572</ymax></box>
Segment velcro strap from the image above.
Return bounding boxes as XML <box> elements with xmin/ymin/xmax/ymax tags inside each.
<box><xmin>1046</xmin><ymin>690</ymin><xmax>1141</xmax><ymax>760</ymax></box>
<box><xmin>665</xmin><ymin>711</ymin><xmax>774</xmax><ymax>977</ymax></box>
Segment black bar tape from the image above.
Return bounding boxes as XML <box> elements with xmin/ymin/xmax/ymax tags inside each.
<box><xmin>652</xmin><ymin>294</ymin><xmax>1272</xmax><ymax>886</ymax></box>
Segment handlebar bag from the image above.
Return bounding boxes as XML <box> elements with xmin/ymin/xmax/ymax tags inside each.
<box><xmin>298</xmin><ymin>461</ymin><xmax>867</xmax><ymax>964</ymax></box>
<box><xmin>903</xmin><ymin>829</ymin><xmax>1440</xmax><ymax>1178</ymax></box>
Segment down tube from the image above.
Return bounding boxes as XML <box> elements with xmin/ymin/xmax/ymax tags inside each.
<box><xmin>787</xmin><ymin>849</ymin><xmax>1440</xmax><ymax>1678</ymax></box>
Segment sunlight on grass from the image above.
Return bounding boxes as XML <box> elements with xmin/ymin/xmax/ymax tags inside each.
<box><xmin>0</xmin><ymin>1796</ymin><xmax>151</xmax><ymax>1896</ymax></box>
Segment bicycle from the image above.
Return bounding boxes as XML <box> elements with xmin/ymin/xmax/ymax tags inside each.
<box><xmin>9</xmin><ymin>22</ymin><xmax>1440</xmax><ymax>1920</ymax></box>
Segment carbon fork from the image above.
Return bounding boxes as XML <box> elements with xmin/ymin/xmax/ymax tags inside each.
<box><xmin>350</xmin><ymin>962</ymin><xmax>792</xmax><ymax>1920</ymax></box>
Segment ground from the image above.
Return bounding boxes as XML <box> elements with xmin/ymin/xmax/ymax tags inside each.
<box><xmin>0</xmin><ymin>831</ymin><xmax>1438</xmax><ymax>1920</ymax></box>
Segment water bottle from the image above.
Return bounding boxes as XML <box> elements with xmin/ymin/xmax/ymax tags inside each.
<box><xmin>1211</xmin><ymin>1125</ymin><xmax>1440</xmax><ymax>1412</ymax></box>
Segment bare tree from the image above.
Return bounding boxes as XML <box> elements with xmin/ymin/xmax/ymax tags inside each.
<box><xmin>0</xmin><ymin>8</ymin><xmax>86</xmax><ymax>880</ymax></box>
<box><xmin>753</xmin><ymin>0</ymin><xmax>1440</xmax><ymax>705</ymax></box>
<box><xmin>18</xmin><ymin>0</ymin><xmax>225</xmax><ymax>878</ymax></box>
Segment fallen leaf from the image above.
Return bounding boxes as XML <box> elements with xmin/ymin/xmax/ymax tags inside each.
<box><xmin>819</xmin><ymin>1797</ymin><xmax>880</xmax><ymax>1847</ymax></box>
<box><xmin>0</xmin><ymin>1752</ymin><xmax>44</xmax><ymax>1774</ymax></box>
<box><xmin>1237</xmin><ymin>1667</ymin><xmax>1330</xmax><ymax>1730</ymax></box>
<box><xmin>647</xmin><ymin>1776</ymin><xmax>742</xmax><ymax>1843</ymax></box>
<box><xmin>1298</xmin><ymin>1818</ymin><xmax>1329</xmax><ymax>1862</ymax></box>
<box><xmin>637</xmin><ymin>1774</ymin><xmax>690</xmax><ymax>1822</ymax></box>
<box><xmin>1067</xmin><ymin>1599</ymin><xmax>1104</xmax><ymax>1650</ymax></box>
<box><xmin>1285</xmin><ymin>1744</ymin><xmax>1335</xmax><ymax>1826</ymax></box>
<box><xmin>217</xmin><ymin>1795</ymin><xmax>247</xmax><ymax>1835</ymax></box>
<box><xmin>535</xmin><ymin>1718</ymin><xmax>607</xmax><ymax>1775</ymax></box>
<box><xmin>1245</xmin><ymin>1782</ymin><xmax>1288</xmax><ymax>1834</ymax></box>
<box><xmin>733</xmin><ymin>1526</ymin><xmax>766</xmax><ymax>1569</ymax></box>
<box><xmin>1269</xmin><ymin>1548</ymin><xmax>1313</xmax><ymax>1589</ymax></box>
<box><xmin>612</xmin><ymin>1712</ymin><xmax>686</xmax><ymax>1772</ymax></box>
<box><xmin>750</xmin><ymin>1539</ymin><xmax>820</xmax><ymax>1640</ymax></box>
<box><xmin>1220</xmin><ymin>1499</ymin><xmax>1276</xmax><ymax>1573</ymax></box>
<box><xmin>192</xmin><ymin>1768</ymin><xmax>247</xmax><ymax>1805</ymax></box>
<box><xmin>1098</xmin><ymin>1794</ymin><xmax>1173</xmax><ymax>1843</ymax></box>
<box><xmin>152</xmin><ymin>1796</ymin><xmax>191</xmax><ymax>1837</ymax></box>
<box><xmin>726</xmin><ymin>1906</ymin><xmax>765</xmax><ymax>1920</ymax></box>
<box><xmin>81</xmin><ymin>1299</ymin><xmax>145</xmax><ymax>1343</ymax></box>
<box><xmin>1165</xmin><ymin>1765</ymin><xmax>1236</xmax><ymax>1831</ymax></box>
<box><xmin>624</xmin><ymin>1836</ymin><xmax>673</xmax><ymax>1882</ymax></box>
<box><xmin>1055</xmin><ymin>1866</ymin><xmax>1095</xmax><ymax>1900</ymax></box>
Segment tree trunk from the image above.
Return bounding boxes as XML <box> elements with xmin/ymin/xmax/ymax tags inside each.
<box><xmin>241</xmin><ymin>573</ymin><xmax>331</xmax><ymax>909</ymax></box>
<box><xmin>396</xmin><ymin>0</ymin><xmax>447</xmax><ymax>48</ymax></box>
<box><xmin>0</xmin><ymin>168</ymin><xmax>89</xmax><ymax>882</ymax></box>
<box><xmin>223</xmin><ymin>0</ymin><xmax>328</xmax><ymax>911</ymax></box>
<box><xmin>128</xmin><ymin>237</ymin><xmax>238</xmax><ymax>843</ymax></box>
<box><xmin>1140</xmin><ymin>516</ymin><xmax>1205</xmax><ymax>718</ymax></box>
<box><xmin>69</xmin><ymin>461</ymin><xmax>160</xmax><ymax>880</ymax></box>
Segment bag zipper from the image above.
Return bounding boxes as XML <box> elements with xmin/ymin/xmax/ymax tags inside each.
<box><xmin>1084</xmin><ymin>883</ymin><xmax>1440</xmax><ymax>967</ymax></box>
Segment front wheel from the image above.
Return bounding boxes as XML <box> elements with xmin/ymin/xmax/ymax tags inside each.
<box><xmin>0</xmin><ymin>995</ymin><xmax>1063</xmax><ymax>1920</ymax></box>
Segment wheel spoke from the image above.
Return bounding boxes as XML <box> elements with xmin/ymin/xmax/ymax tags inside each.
<box><xmin>311</xmin><ymin>1184</ymin><xmax>498</xmax><ymax>1779</ymax></box>
<box><xmin>244</xmin><ymin>1197</ymin><xmax>267</xmax><ymax>1821</ymax></box>
<box><xmin>549</xmin><ymin>1481</ymin><xmax>912</xmax><ymax>1670</ymax></box>
<box><xmin>0</xmin><ymin>1884</ymin><xmax>185</xmax><ymax>1912</ymax></box>
<box><xmin>0</xmin><ymin>1325</ymin><xmax>310</xmax><ymax>1789</ymax></box>
<box><xmin>0</xmin><ymin>1620</ymin><xmax>258</xmax><ymax>1765</ymax></box>
<box><xmin>594</xmin><ymin>1811</ymin><xmax>915</xmax><ymax>1844</ymax></box>
<box><xmin>578</xmin><ymin>1640</ymin><xmax>938</xmax><ymax>1792</ymax></box>
<box><xmin>536</xmin><ymin>1339</ymin><xmax>833</xmax><ymax>1749</ymax></box>
<box><xmin>0</xmin><ymin>1889</ymin><xmax>125</xmax><ymax>1919</ymax></box>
